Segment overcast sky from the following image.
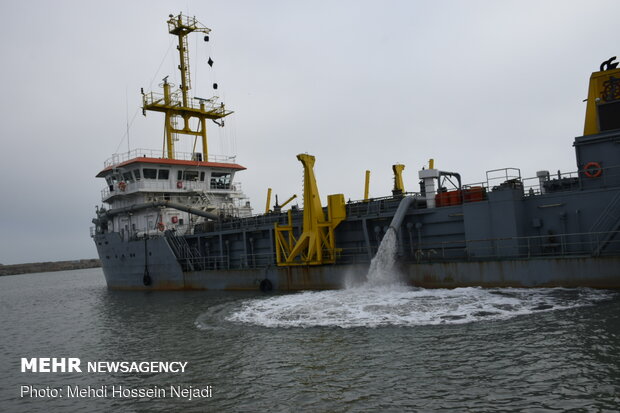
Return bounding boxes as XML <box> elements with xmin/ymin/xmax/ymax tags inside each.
<box><xmin>1</xmin><ymin>0</ymin><xmax>618</xmax><ymax>265</ymax></box>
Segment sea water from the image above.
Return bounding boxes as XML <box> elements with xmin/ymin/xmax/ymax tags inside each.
<box><xmin>1</xmin><ymin>267</ymin><xmax>619</xmax><ymax>412</ymax></box>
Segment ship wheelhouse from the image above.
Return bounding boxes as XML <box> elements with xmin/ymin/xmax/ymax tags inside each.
<box><xmin>95</xmin><ymin>149</ymin><xmax>251</xmax><ymax>240</ymax></box>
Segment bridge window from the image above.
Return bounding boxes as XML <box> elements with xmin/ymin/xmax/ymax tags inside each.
<box><xmin>133</xmin><ymin>169</ymin><xmax>141</xmax><ymax>180</ymax></box>
<box><xmin>158</xmin><ymin>169</ymin><xmax>169</xmax><ymax>180</ymax></box>
<box><xmin>122</xmin><ymin>172</ymin><xmax>134</xmax><ymax>183</ymax></box>
<box><xmin>211</xmin><ymin>172</ymin><xmax>231</xmax><ymax>189</ymax></box>
<box><xmin>143</xmin><ymin>168</ymin><xmax>157</xmax><ymax>179</ymax></box>
<box><xmin>177</xmin><ymin>170</ymin><xmax>200</xmax><ymax>181</ymax></box>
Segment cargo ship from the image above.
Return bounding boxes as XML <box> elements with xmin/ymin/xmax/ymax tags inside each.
<box><xmin>91</xmin><ymin>14</ymin><xmax>620</xmax><ymax>290</ymax></box>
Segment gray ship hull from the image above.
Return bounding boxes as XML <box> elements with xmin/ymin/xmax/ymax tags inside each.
<box><xmin>95</xmin><ymin>232</ymin><xmax>620</xmax><ymax>291</ymax></box>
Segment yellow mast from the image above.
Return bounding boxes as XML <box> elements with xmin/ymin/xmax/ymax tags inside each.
<box><xmin>142</xmin><ymin>14</ymin><xmax>233</xmax><ymax>160</ymax></box>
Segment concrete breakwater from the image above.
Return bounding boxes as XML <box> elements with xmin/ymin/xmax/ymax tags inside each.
<box><xmin>0</xmin><ymin>259</ymin><xmax>101</xmax><ymax>276</ymax></box>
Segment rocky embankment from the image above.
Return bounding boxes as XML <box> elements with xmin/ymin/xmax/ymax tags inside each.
<box><xmin>0</xmin><ymin>259</ymin><xmax>101</xmax><ymax>276</ymax></box>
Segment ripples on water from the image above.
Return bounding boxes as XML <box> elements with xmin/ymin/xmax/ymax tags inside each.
<box><xmin>1</xmin><ymin>268</ymin><xmax>619</xmax><ymax>412</ymax></box>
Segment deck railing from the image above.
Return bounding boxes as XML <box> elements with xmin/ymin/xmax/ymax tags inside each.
<box><xmin>172</xmin><ymin>230</ymin><xmax>620</xmax><ymax>270</ymax></box>
<box><xmin>92</xmin><ymin>224</ymin><xmax>620</xmax><ymax>269</ymax></box>
<box><xmin>103</xmin><ymin>148</ymin><xmax>236</xmax><ymax>168</ymax></box>
<box><xmin>101</xmin><ymin>179</ymin><xmax>244</xmax><ymax>201</ymax></box>
<box><xmin>387</xmin><ymin>229</ymin><xmax>620</xmax><ymax>263</ymax></box>
<box><xmin>142</xmin><ymin>92</ymin><xmax>229</xmax><ymax>114</ymax></box>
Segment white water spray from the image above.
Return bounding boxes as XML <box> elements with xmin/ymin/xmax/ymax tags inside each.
<box><xmin>221</xmin><ymin>287</ymin><xmax>615</xmax><ymax>328</ymax></box>
<box><xmin>365</xmin><ymin>227</ymin><xmax>402</xmax><ymax>287</ymax></box>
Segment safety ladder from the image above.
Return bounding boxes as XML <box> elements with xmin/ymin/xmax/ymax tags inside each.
<box><xmin>164</xmin><ymin>231</ymin><xmax>201</xmax><ymax>271</ymax></box>
<box><xmin>589</xmin><ymin>191</ymin><xmax>620</xmax><ymax>256</ymax></box>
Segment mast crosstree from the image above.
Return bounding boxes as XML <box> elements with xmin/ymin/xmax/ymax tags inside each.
<box><xmin>142</xmin><ymin>13</ymin><xmax>233</xmax><ymax>161</ymax></box>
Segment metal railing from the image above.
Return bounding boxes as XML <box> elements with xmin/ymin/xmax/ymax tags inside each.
<box><xmin>341</xmin><ymin>166</ymin><xmax>605</xmax><ymax>213</ymax></box>
<box><xmin>179</xmin><ymin>252</ymin><xmax>276</xmax><ymax>271</ymax></box>
<box><xmin>346</xmin><ymin>194</ymin><xmax>420</xmax><ymax>217</ymax></box>
<box><xmin>92</xmin><ymin>223</ymin><xmax>620</xmax><ymax>268</ymax></box>
<box><xmin>486</xmin><ymin>167</ymin><xmax>521</xmax><ymax>186</ymax></box>
<box><xmin>101</xmin><ymin>179</ymin><xmax>244</xmax><ymax>201</ymax></box>
<box><xmin>402</xmin><ymin>230</ymin><xmax>620</xmax><ymax>262</ymax></box>
<box><xmin>328</xmin><ymin>230</ymin><xmax>620</xmax><ymax>265</ymax></box>
<box><xmin>142</xmin><ymin>91</ymin><xmax>230</xmax><ymax>113</ymax></box>
<box><xmin>486</xmin><ymin>164</ymin><xmax>620</xmax><ymax>197</ymax></box>
<box><xmin>175</xmin><ymin>230</ymin><xmax>620</xmax><ymax>270</ymax></box>
<box><xmin>103</xmin><ymin>148</ymin><xmax>236</xmax><ymax>168</ymax></box>
<box><xmin>167</xmin><ymin>13</ymin><xmax>207</xmax><ymax>33</ymax></box>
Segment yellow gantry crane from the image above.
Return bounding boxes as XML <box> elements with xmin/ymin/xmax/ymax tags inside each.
<box><xmin>142</xmin><ymin>14</ymin><xmax>233</xmax><ymax>160</ymax></box>
<box><xmin>275</xmin><ymin>154</ymin><xmax>346</xmax><ymax>266</ymax></box>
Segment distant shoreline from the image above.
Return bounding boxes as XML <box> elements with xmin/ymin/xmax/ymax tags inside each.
<box><xmin>0</xmin><ymin>259</ymin><xmax>101</xmax><ymax>276</ymax></box>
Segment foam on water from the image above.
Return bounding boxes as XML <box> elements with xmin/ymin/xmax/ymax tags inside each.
<box><xmin>222</xmin><ymin>227</ymin><xmax>615</xmax><ymax>328</ymax></box>
<box><xmin>224</xmin><ymin>287</ymin><xmax>614</xmax><ymax>328</ymax></box>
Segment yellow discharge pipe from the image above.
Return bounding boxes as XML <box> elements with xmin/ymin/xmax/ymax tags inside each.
<box><xmin>265</xmin><ymin>188</ymin><xmax>272</xmax><ymax>214</ymax></box>
<box><xmin>364</xmin><ymin>170</ymin><xmax>371</xmax><ymax>201</ymax></box>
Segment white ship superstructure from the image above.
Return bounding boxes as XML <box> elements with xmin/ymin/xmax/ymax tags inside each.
<box><xmin>96</xmin><ymin>149</ymin><xmax>251</xmax><ymax>240</ymax></box>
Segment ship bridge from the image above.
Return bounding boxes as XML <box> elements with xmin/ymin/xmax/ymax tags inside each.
<box><xmin>97</xmin><ymin>148</ymin><xmax>246</xmax><ymax>203</ymax></box>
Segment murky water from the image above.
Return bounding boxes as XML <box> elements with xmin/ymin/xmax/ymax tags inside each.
<box><xmin>1</xmin><ymin>268</ymin><xmax>619</xmax><ymax>412</ymax></box>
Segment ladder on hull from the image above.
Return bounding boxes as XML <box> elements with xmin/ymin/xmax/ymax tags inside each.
<box><xmin>164</xmin><ymin>231</ymin><xmax>202</xmax><ymax>271</ymax></box>
<box><xmin>589</xmin><ymin>191</ymin><xmax>620</xmax><ymax>256</ymax></box>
